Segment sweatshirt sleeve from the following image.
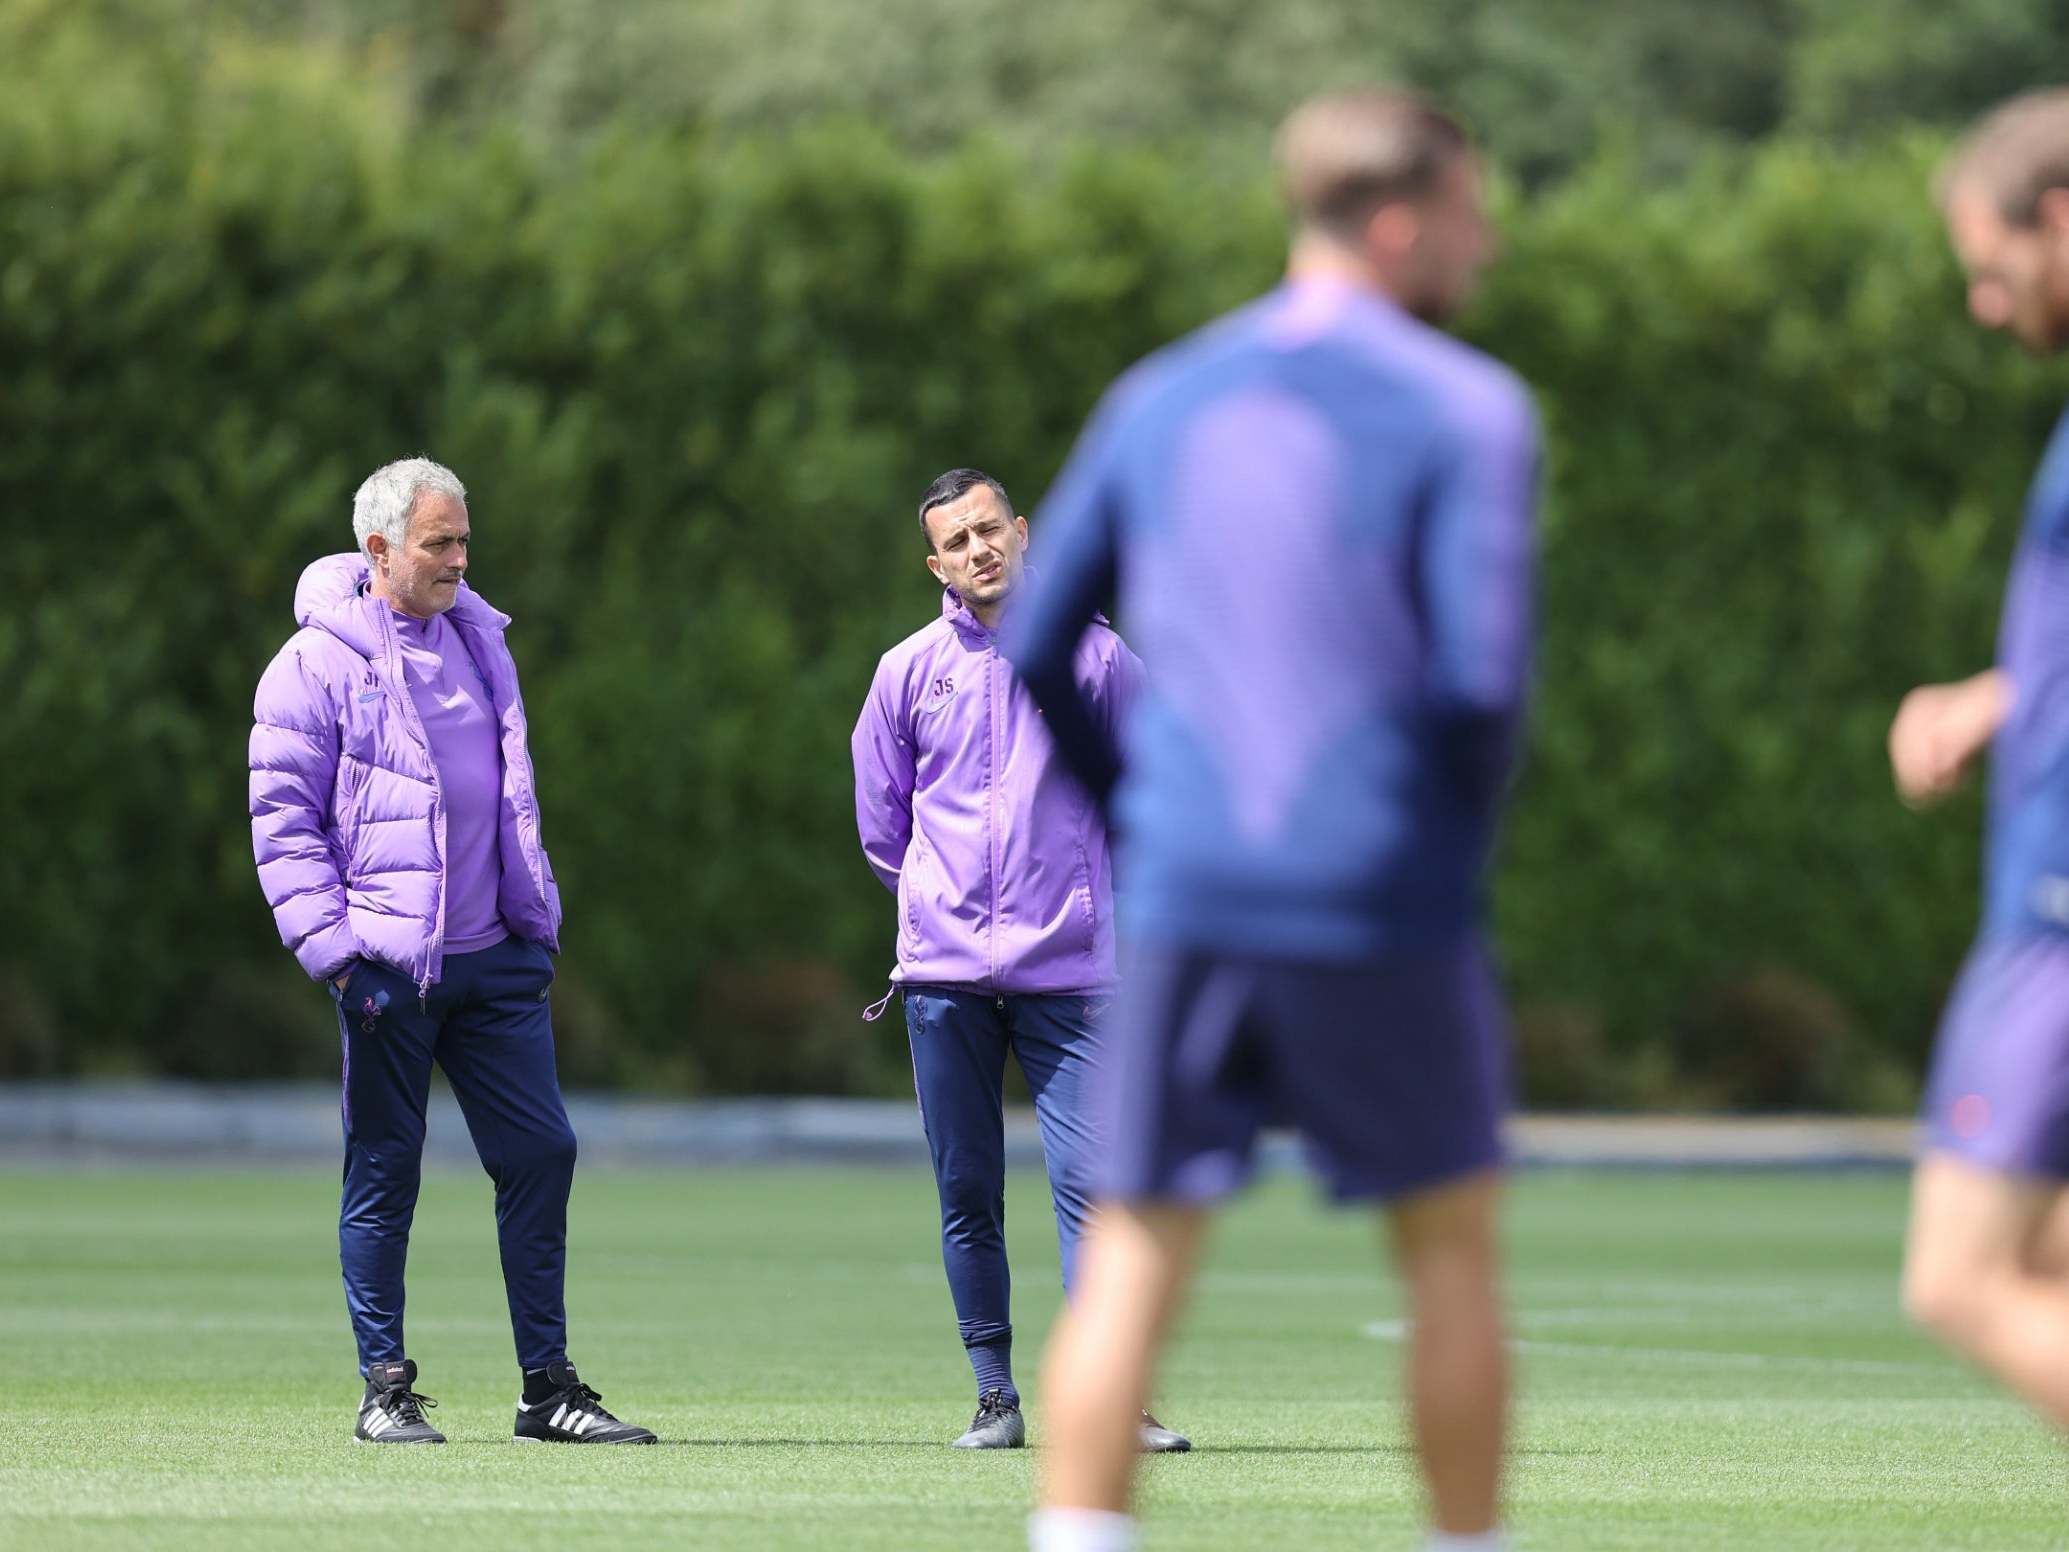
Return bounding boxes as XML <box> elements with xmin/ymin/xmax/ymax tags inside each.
<box><xmin>1005</xmin><ymin>391</ymin><xmax>1130</xmax><ymax>806</ymax></box>
<box><xmin>1419</xmin><ymin>376</ymin><xmax>1541</xmax><ymax>802</ymax></box>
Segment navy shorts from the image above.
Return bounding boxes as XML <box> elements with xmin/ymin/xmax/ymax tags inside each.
<box><xmin>1100</xmin><ymin>938</ymin><xmax>1510</xmax><ymax>1204</ymax></box>
<box><xmin>1924</xmin><ymin>932</ymin><xmax>2069</xmax><ymax>1180</ymax></box>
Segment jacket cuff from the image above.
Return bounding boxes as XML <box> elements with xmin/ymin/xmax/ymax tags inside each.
<box><xmin>297</xmin><ymin>920</ymin><xmax>360</xmax><ymax>983</ymax></box>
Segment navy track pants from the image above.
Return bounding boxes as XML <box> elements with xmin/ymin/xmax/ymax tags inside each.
<box><xmin>902</xmin><ymin>988</ymin><xmax>1103</xmax><ymax>1356</ymax></box>
<box><xmin>333</xmin><ymin>935</ymin><xmax>576</xmax><ymax>1374</ymax></box>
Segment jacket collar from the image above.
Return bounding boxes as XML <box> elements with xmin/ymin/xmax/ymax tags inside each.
<box><xmin>293</xmin><ymin>552</ymin><xmax>510</xmax><ymax>660</ymax></box>
<box><xmin>937</xmin><ymin>568</ymin><xmax>1105</xmax><ymax>644</ymax></box>
<box><xmin>939</xmin><ymin>584</ymin><xmax>996</xmax><ymax>644</ymax></box>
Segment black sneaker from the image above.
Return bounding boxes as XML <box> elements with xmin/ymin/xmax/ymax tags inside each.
<box><xmin>1138</xmin><ymin>1409</ymin><xmax>1191</xmax><ymax>1453</ymax></box>
<box><xmin>355</xmin><ymin>1359</ymin><xmax>445</xmax><ymax>1444</ymax></box>
<box><xmin>512</xmin><ymin>1360</ymin><xmax>656</xmax><ymax>1444</ymax></box>
<box><xmin>951</xmin><ymin>1388</ymin><xmax>1025</xmax><ymax>1449</ymax></box>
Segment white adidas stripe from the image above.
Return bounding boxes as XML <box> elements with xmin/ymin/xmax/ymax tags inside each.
<box><xmin>362</xmin><ymin>1406</ymin><xmax>391</xmax><ymax>1437</ymax></box>
<box><xmin>531</xmin><ymin>1399</ymin><xmax>600</xmax><ymax>1435</ymax></box>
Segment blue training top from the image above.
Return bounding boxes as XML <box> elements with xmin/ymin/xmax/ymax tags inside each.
<box><xmin>1986</xmin><ymin>405</ymin><xmax>2069</xmax><ymax>939</ymax></box>
<box><xmin>1004</xmin><ymin>275</ymin><xmax>1542</xmax><ymax>961</ymax></box>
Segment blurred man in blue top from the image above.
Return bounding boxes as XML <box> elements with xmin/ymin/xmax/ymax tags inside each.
<box><xmin>1896</xmin><ymin>88</ymin><xmax>2069</xmax><ymax>1436</ymax></box>
<box><xmin>1007</xmin><ymin>90</ymin><xmax>1536</xmax><ymax>1552</ymax></box>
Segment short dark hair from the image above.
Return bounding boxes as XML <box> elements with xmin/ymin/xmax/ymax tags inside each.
<box><xmin>1274</xmin><ymin>88</ymin><xmax>1473</xmax><ymax>242</ymax></box>
<box><xmin>917</xmin><ymin>468</ymin><xmax>1011</xmax><ymax>543</ymax></box>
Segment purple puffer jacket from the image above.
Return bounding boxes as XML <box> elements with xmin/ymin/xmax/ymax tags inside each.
<box><xmin>249</xmin><ymin>554</ymin><xmax>561</xmax><ymax>994</ymax></box>
<box><xmin>853</xmin><ymin>586</ymin><xmax>1143</xmax><ymax>994</ymax></box>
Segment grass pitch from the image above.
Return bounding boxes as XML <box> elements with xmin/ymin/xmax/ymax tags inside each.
<box><xmin>1</xmin><ymin>1163</ymin><xmax>2061</xmax><ymax>1550</ymax></box>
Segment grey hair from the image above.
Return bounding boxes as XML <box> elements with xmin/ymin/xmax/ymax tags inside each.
<box><xmin>351</xmin><ymin>457</ymin><xmax>467</xmax><ymax>561</ymax></box>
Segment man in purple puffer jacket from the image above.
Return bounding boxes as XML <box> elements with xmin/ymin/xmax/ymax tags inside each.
<box><xmin>852</xmin><ymin>468</ymin><xmax>1185</xmax><ymax>1453</ymax></box>
<box><xmin>250</xmin><ymin>457</ymin><xmax>651</xmax><ymax>1447</ymax></box>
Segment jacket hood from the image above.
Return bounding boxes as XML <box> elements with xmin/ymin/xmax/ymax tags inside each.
<box><xmin>293</xmin><ymin>553</ymin><xmax>508</xmax><ymax>658</ymax></box>
<box><xmin>294</xmin><ymin>553</ymin><xmax>371</xmax><ymax>628</ymax></box>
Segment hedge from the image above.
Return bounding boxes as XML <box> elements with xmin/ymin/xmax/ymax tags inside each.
<box><xmin>2</xmin><ymin>11</ymin><xmax>2050</xmax><ymax>1106</ymax></box>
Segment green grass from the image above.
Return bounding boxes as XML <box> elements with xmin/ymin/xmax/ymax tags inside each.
<box><xmin>1</xmin><ymin>1165</ymin><xmax>2062</xmax><ymax>1549</ymax></box>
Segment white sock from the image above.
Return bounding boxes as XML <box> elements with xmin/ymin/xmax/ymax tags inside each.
<box><xmin>1425</xmin><ymin>1532</ymin><xmax>1510</xmax><ymax>1552</ymax></box>
<box><xmin>1028</xmin><ymin>1507</ymin><xmax>1140</xmax><ymax>1552</ymax></box>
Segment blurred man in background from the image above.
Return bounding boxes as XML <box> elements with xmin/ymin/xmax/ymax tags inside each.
<box><xmin>249</xmin><ymin>458</ymin><xmax>653</xmax><ymax>1446</ymax></box>
<box><xmin>1895</xmin><ymin>88</ymin><xmax>2069</xmax><ymax>1435</ymax></box>
<box><xmin>851</xmin><ymin>468</ymin><xmax>1184</xmax><ymax>1453</ymax></box>
<box><xmin>1006</xmin><ymin>91</ymin><xmax>1536</xmax><ymax>1552</ymax></box>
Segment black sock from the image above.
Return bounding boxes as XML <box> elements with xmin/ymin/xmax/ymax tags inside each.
<box><xmin>522</xmin><ymin>1366</ymin><xmax>560</xmax><ymax>1405</ymax></box>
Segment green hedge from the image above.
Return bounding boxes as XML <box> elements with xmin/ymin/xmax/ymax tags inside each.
<box><xmin>2</xmin><ymin>11</ymin><xmax>2050</xmax><ymax>1106</ymax></box>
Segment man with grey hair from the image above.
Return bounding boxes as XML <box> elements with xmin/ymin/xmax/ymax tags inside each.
<box><xmin>250</xmin><ymin>457</ymin><xmax>653</xmax><ymax>1446</ymax></box>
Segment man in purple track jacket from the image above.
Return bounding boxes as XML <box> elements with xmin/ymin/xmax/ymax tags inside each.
<box><xmin>249</xmin><ymin>457</ymin><xmax>652</xmax><ymax>1447</ymax></box>
<box><xmin>851</xmin><ymin>468</ymin><xmax>1184</xmax><ymax>1453</ymax></box>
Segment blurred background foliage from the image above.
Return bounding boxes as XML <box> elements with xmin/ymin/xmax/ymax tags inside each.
<box><xmin>3</xmin><ymin>0</ymin><xmax>2061</xmax><ymax>1108</ymax></box>
<box><xmin>50</xmin><ymin>0</ymin><xmax>2069</xmax><ymax>183</ymax></box>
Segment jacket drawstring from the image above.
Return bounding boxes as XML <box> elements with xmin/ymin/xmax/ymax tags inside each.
<box><xmin>861</xmin><ymin>977</ymin><xmax>898</xmax><ymax>1022</ymax></box>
